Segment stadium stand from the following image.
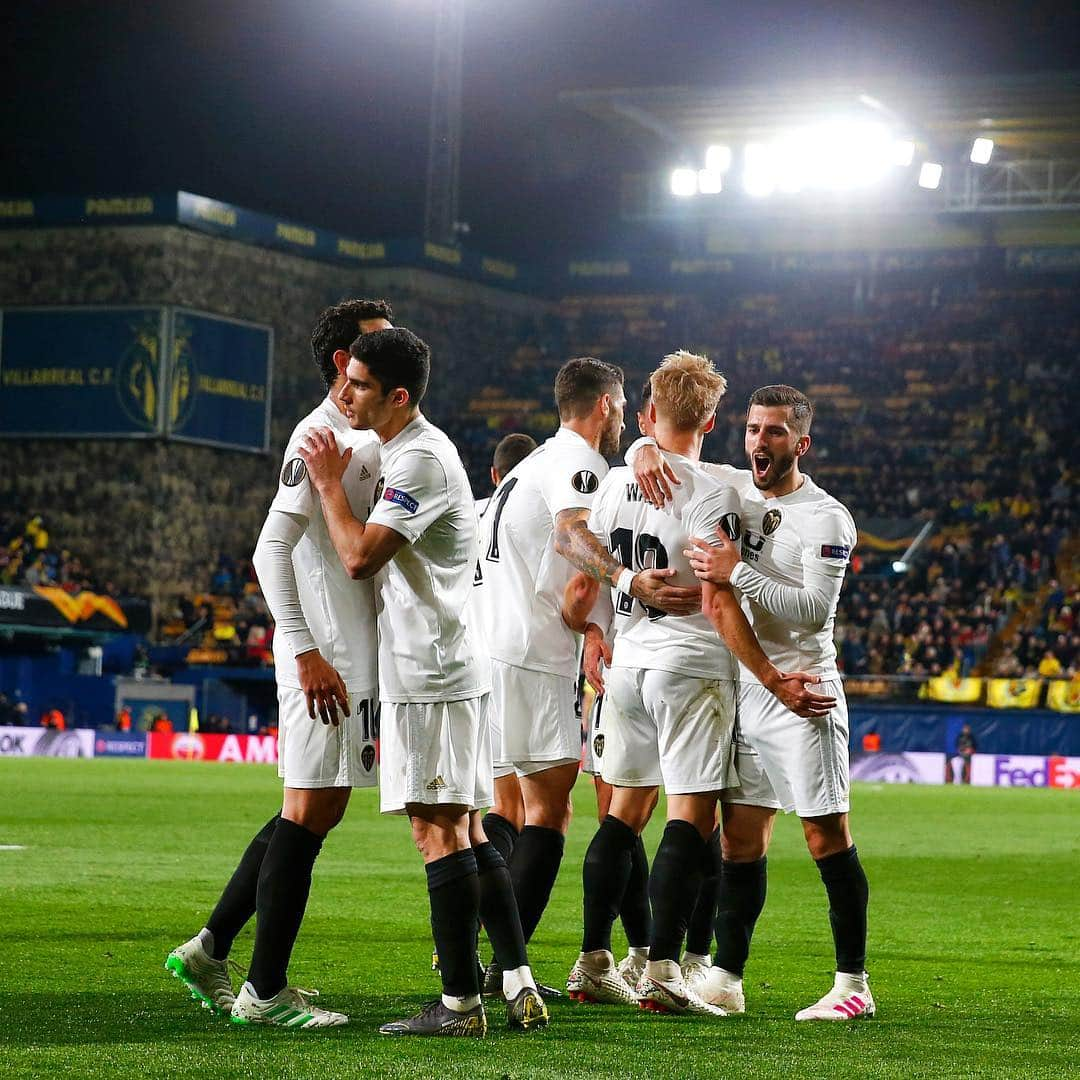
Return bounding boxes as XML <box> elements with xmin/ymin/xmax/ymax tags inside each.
<box><xmin>0</xmin><ymin>221</ymin><xmax>1076</xmax><ymax>697</ymax></box>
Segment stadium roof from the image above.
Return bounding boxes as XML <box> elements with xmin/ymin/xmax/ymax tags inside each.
<box><xmin>561</xmin><ymin>71</ymin><xmax>1080</xmax><ymax>159</ymax></box>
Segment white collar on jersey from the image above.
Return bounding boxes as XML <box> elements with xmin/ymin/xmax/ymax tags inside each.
<box><xmin>553</xmin><ymin>426</ymin><xmax>595</xmax><ymax>451</ymax></box>
<box><xmin>747</xmin><ymin>472</ymin><xmax>818</xmax><ymax>504</ymax></box>
<box><xmin>381</xmin><ymin>413</ymin><xmax>429</xmax><ymax>452</ymax></box>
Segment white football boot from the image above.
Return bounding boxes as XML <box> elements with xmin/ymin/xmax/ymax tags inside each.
<box><xmin>795</xmin><ymin>972</ymin><xmax>875</xmax><ymax>1021</ymax></box>
<box><xmin>230</xmin><ymin>981</ymin><xmax>348</xmax><ymax>1028</ymax></box>
<box><xmin>680</xmin><ymin>951</ymin><xmax>712</xmax><ymax>996</ymax></box>
<box><xmin>698</xmin><ymin>966</ymin><xmax>746</xmax><ymax>1014</ymax></box>
<box><xmin>165</xmin><ymin>932</ymin><xmax>238</xmax><ymax>1016</ymax></box>
<box><xmin>636</xmin><ymin>959</ymin><xmax>727</xmax><ymax>1017</ymax></box>
<box><xmin>567</xmin><ymin>949</ymin><xmax>640</xmax><ymax>1006</ymax></box>
<box><xmin>616</xmin><ymin>949</ymin><xmax>648</xmax><ymax>992</ymax></box>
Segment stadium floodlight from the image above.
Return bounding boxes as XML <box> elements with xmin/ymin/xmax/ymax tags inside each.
<box><xmin>892</xmin><ymin>139</ymin><xmax>915</xmax><ymax>167</ymax></box>
<box><xmin>705</xmin><ymin>144</ymin><xmax>732</xmax><ymax>174</ymax></box>
<box><xmin>970</xmin><ymin>137</ymin><xmax>994</xmax><ymax>165</ymax></box>
<box><xmin>892</xmin><ymin>560</ymin><xmax>908</xmax><ymax>574</ymax></box>
<box><xmin>670</xmin><ymin>167</ymin><xmax>699</xmax><ymax>197</ymax></box>
<box><xmin>918</xmin><ymin>162</ymin><xmax>943</xmax><ymax>189</ymax></box>
<box><xmin>742</xmin><ymin>143</ymin><xmax>776</xmax><ymax>198</ymax></box>
<box><xmin>698</xmin><ymin>170</ymin><xmax>723</xmax><ymax>194</ymax></box>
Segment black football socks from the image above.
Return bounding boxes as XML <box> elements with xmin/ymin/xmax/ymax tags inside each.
<box><xmin>815</xmin><ymin>845</ymin><xmax>869</xmax><ymax>974</ymax></box>
<box><xmin>510</xmin><ymin>825</ymin><xmax>566</xmax><ymax>943</ymax></box>
<box><xmin>204</xmin><ymin>813</ymin><xmax>279</xmax><ymax>960</ymax></box>
<box><xmin>246</xmin><ymin>817</ymin><xmax>323</xmax><ymax>999</ymax></box>
<box><xmin>684</xmin><ymin>826</ymin><xmax>722</xmax><ymax>958</ymax></box>
<box><xmin>474</xmin><ymin>841</ymin><xmax>529</xmax><ymax>972</ymax></box>
<box><xmin>648</xmin><ymin>820</ymin><xmax>707</xmax><ymax>963</ymax></box>
<box><xmin>713</xmin><ymin>856</ymin><xmax>768</xmax><ymax>977</ymax></box>
<box><xmin>619</xmin><ymin>833</ymin><xmax>653</xmax><ymax>950</ymax></box>
<box><xmin>481</xmin><ymin>812</ymin><xmax>520</xmax><ymax>865</ymax></box>
<box><xmin>427</xmin><ymin>849</ymin><xmax>482</xmax><ymax>999</ymax></box>
<box><xmin>581</xmin><ymin>815</ymin><xmax>638</xmax><ymax>953</ymax></box>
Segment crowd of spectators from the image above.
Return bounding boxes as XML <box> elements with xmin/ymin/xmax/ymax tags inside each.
<box><xmin>0</xmin><ymin>222</ymin><xmax>1075</xmax><ymax>681</ymax></box>
<box><xmin>0</xmin><ymin>512</ymin><xmax>115</xmax><ymax>595</ymax></box>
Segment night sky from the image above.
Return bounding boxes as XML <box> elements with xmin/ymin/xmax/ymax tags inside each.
<box><xmin>4</xmin><ymin>1</ymin><xmax>1079</xmax><ymax>261</ymax></box>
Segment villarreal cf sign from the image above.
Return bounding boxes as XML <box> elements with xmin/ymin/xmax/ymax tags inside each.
<box><xmin>0</xmin><ymin>306</ymin><xmax>272</xmax><ymax>452</ymax></box>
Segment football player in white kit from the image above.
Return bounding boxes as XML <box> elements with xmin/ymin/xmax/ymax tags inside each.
<box><xmin>166</xmin><ymin>299</ymin><xmax>393</xmax><ymax>1030</ymax></box>
<box><xmin>568</xmin><ymin>355</ymin><xmax>835</xmax><ymax>1015</ymax></box>
<box><xmin>476</xmin><ymin>358</ymin><xmax>702</xmax><ymax>970</ymax></box>
<box><xmin>299</xmin><ymin>328</ymin><xmax>547</xmax><ymax>1037</ymax></box>
<box><xmin>636</xmin><ymin>384</ymin><xmax>872</xmax><ymax>1020</ymax></box>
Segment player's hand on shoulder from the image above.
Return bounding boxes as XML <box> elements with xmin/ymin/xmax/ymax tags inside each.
<box><xmin>766</xmin><ymin>669</ymin><xmax>837</xmax><ymax>718</ymax></box>
<box><xmin>298</xmin><ymin>426</ymin><xmax>351</xmax><ymax>491</ymax></box>
<box><xmin>295</xmin><ymin>648</ymin><xmax>350</xmax><ymax>725</ymax></box>
<box><xmin>631</xmin><ymin>567</ymin><xmax>702</xmax><ymax>616</ymax></box>
<box><xmin>633</xmin><ymin>442</ymin><xmax>680</xmax><ymax>508</ymax></box>
<box><xmin>582</xmin><ymin>622</ymin><xmax>612</xmax><ymax>694</ymax></box>
<box><xmin>685</xmin><ymin>530</ymin><xmax>740</xmax><ymax>584</ymax></box>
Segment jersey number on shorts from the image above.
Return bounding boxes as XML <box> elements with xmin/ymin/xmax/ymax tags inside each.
<box><xmin>610</xmin><ymin>527</ymin><xmax>669</xmax><ymax>621</ymax></box>
<box><xmin>357</xmin><ymin>697</ymin><xmax>380</xmax><ymax>741</ymax></box>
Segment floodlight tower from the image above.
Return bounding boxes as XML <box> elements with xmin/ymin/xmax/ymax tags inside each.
<box><xmin>423</xmin><ymin>0</ymin><xmax>465</xmax><ymax>246</ymax></box>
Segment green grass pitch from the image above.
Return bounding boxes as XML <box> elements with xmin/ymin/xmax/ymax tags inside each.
<box><xmin>0</xmin><ymin>759</ymin><xmax>1077</xmax><ymax>1079</ymax></box>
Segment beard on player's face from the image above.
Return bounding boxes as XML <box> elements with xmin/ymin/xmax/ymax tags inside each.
<box><xmin>749</xmin><ymin>445</ymin><xmax>796</xmax><ymax>490</ymax></box>
<box><xmin>600</xmin><ymin>412</ymin><xmax>624</xmax><ymax>457</ymax></box>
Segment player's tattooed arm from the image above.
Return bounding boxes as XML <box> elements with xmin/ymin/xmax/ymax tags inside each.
<box><xmin>298</xmin><ymin>427</ymin><xmax>405</xmax><ymax>579</ymax></box>
<box><xmin>554</xmin><ymin>508</ymin><xmax>702</xmax><ymax>617</ymax></box>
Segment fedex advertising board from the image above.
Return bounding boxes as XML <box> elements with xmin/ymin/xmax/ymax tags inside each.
<box><xmin>971</xmin><ymin>754</ymin><xmax>1080</xmax><ymax>789</ymax></box>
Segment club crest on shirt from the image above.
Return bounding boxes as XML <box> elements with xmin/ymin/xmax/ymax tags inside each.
<box><xmin>383</xmin><ymin>487</ymin><xmax>420</xmax><ymax>514</ymax></box>
<box><xmin>572</xmin><ymin>470</ymin><xmax>599</xmax><ymax>494</ymax></box>
<box><xmin>361</xmin><ymin>743</ymin><xmax>376</xmax><ymax>772</ymax></box>
<box><xmin>281</xmin><ymin>458</ymin><xmax>307</xmax><ymax>487</ymax></box>
<box><xmin>762</xmin><ymin>508</ymin><xmax>782</xmax><ymax>536</ymax></box>
<box><xmin>719</xmin><ymin>512</ymin><xmax>742</xmax><ymax>541</ymax></box>
<box><xmin>593</xmin><ymin>733</ymin><xmax>605</xmax><ymax>758</ymax></box>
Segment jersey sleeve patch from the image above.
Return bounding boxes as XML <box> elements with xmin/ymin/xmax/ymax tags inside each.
<box><xmin>819</xmin><ymin>543</ymin><xmax>850</xmax><ymax>560</ymax></box>
<box><xmin>281</xmin><ymin>458</ymin><xmax>307</xmax><ymax>487</ymax></box>
<box><xmin>572</xmin><ymin>470</ymin><xmax>600</xmax><ymax>494</ymax></box>
<box><xmin>719</xmin><ymin>511</ymin><xmax>742</xmax><ymax>541</ymax></box>
<box><xmin>383</xmin><ymin>487</ymin><xmax>420</xmax><ymax>514</ymax></box>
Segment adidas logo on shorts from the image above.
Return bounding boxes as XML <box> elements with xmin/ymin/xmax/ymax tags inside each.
<box><xmin>425</xmin><ymin>775</ymin><xmax>446</xmax><ymax>791</ymax></box>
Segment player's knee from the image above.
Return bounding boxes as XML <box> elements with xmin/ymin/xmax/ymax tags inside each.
<box><xmin>802</xmin><ymin>814</ymin><xmax>851</xmax><ymax>860</ymax></box>
<box><xmin>720</xmin><ymin>822</ymin><xmax>769</xmax><ymax>861</ymax></box>
<box><xmin>282</xmin><ymin>789</ymin><xmax>349</xmax><ymax>837</ymax></box>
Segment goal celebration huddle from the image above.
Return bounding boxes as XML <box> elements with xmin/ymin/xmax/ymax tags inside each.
<box><xmin>165</xmin><ymin>296</ymin><xmax>872</xmax><ymax>1035</ymax></box>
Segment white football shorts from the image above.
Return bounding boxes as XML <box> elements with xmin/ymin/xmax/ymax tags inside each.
<box><xmin>599</xmin><ymin>666</ymin><xmax>738</xmax><ymax>795</ymax></box>
<box><xmin>379</xmin><ymin>694</ymin><xmax>494</xmax><ymax>815</ymax></box>
<box><xmin>277</xmin><ymin>685</ymin><xmax>379</xmax><ymax>790</ymax></box>
<box><xmin>492</xmin><ymin>660</ymin><xmax>581</xmax><ymax>776</ymax></box>
<box><xmin>723</xmin><ymin>679</ymin><xmax>850</xmax><ymax>817</ymax></box>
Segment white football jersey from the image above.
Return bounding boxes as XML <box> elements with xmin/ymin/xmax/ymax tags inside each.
<box><xmin>728</xmin><ymin>474</ymin><xmax>856</xmax><ymax>683</ymax></box>
<box><xmin>589</xmin><ymin>454</ymin><xmax>741</xmax><ymax>680</ymax></box>
<box><xmin>268</xmin><ymin>395</ymin><xmax>380</xmax><ymax>691</ymax></box>
<box><xmin>475</xmin><ymin>427</ymin><xmax>608</xmax><ymax>679</ymax></box>
<box><xmin>366</xmin><ymin>415</ymin><xmax>490</xmax><ymax>704</ymax></box>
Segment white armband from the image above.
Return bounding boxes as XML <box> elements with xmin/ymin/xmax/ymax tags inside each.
<box><xmin>616</xmin><ymin>568</ymin><xmax>637</xmax><ymax>596</ymax></box>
